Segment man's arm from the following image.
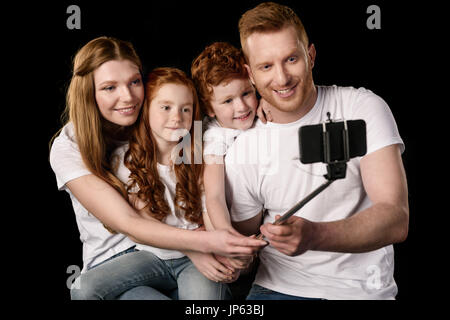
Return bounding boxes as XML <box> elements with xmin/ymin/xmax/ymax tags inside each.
<box><xmin>260</xmin><ymin>144</ymin><xmax>409</xmax><ymax>255</ymax></box>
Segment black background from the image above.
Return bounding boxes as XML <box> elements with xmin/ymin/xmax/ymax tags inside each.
<box><xmin>11</xmin><ymin>0</ymin><xmax>441</xmax><ymax>309</ymax></box>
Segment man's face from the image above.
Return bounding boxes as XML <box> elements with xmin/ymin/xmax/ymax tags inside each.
<box><xmin>244</xmin><ymin>26</ymin><xmax>315</xmax><ymax>119</ymax></box>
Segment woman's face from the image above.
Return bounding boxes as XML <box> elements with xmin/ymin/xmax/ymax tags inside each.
<box><xmin>94</xmin><ymin>59</ymin><xmax>144</xmax><ymax>127</ymax></box>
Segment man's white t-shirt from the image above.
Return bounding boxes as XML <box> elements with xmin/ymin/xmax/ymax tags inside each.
<box><xmin>225</xmin><ymin>86</ymin><xmax>404</xmax><ymax>300</ymax></box>
<box><xmin>49</xmin><ymin>123</ymin><xmax>136</xmax><ymax>272</ymax></box>
<box><xmin>113</xmin><ymin>144</ymin><xmax>200</xmax><ymax>260</ymax></box>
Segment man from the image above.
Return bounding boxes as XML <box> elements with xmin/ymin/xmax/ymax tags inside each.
<box><xmin>225</xmin><ymin>2</ymin><xmax>408</xmax><ymax>299</ymax></box>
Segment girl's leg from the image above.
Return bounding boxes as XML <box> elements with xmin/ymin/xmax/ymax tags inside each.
<box><xmin>175</xmin><ymin>257</ymin><xmax>231</xmax><ymax>300</ymax></box>
<box><xmin>71</xmin><ymin>250</ymin><xmax>177</xmax><ymax>300</ymax></box>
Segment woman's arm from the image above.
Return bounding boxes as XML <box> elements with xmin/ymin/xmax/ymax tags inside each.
<box><xmin>66</xmin><ymin>174</ymin><xmax>266</xmax><ymax>257</ymax></box>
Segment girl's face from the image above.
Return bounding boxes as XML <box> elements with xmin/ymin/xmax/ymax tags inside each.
<box><xmin>209</xmin><ymin>77</ymin><xmax>257</xmax><ymax>130</ymax></box>
<box><xmin>94</xmin><ymin>59</ymin><xmax>144</xmax><ymax>127</ymax></box>
<box><xmin>149</xmin><ymin>83</ymin><xmax>194</xmax><ymax>148</ymax></box>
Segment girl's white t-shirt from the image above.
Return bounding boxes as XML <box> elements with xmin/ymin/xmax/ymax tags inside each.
<box><xmin>49</xmin><ymin>123</ymin><xmax>136</xmax><ymax>272</ymax></box>
<box><xmin>112</xmin><ymin>144</ymin><xmax>200</xmax><ymax>260</ymax></box>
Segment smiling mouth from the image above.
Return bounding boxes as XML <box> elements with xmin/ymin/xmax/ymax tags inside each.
<box><xmin>114</xmin><ymin>105</ymin><xmax>136</xmax><ymax>115</ymax></box>
<box><xmin>273</xmin><ymin>84</ymin><xmax>297</xmax><ymax>98</ymax></box>
<box><xmin>233</xmin><ymin>110</ymin><xmax>252</xmax><ymax>121</ymax></box>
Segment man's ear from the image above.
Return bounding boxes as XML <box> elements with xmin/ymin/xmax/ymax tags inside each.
<box><xmin>308</xmin><ymin>43</ymin><xmax>316</xmax><ymax>69</ymax></box>
<box><xmin>245</xmin><ymin>64</ymin><xmax>256</xmax><ymax>85</ymax></box>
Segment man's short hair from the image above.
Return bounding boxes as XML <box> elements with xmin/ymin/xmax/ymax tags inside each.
<box><xmin>239</xmin><ymin>2</ymin><xmax>309</xmax><ymax>59</ymax></box>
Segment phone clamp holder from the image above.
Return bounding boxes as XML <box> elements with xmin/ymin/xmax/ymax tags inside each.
<box><xmin>259</xmin><ymin>113</ymin><xmax>352</xmax><ymax>231</ymax></box>
<box><xmin>323</xmin><ymin>112</ymin><xmax>349</xmax><ymax>181</ymax></box>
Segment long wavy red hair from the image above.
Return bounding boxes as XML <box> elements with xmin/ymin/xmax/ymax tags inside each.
<box><xmin>125</xmin><ymin>67</ymin><xmax>204</xmax><ymax>225</ymax></box>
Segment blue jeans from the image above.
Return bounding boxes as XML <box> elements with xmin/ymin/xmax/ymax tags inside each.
<box><xmin>71</xmin><ymin>249</ymin><xmax>231</xmax><ymax>300</ymax></box>
<box><xmin>246</xmin><ymin>284</ymin><xmax>323</xmax><ymax>300</ymax></box>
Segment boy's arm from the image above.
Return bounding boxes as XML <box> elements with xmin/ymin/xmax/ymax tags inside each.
<box><xmin>203</xmin><ymin>156</ymin><xmax>233</xmax><ymax>231</ymax></box>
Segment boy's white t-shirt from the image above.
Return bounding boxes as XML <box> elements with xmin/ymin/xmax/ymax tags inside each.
<box><xmin>225</xmin><ymin>85</ymin><xmax>404</xmax><ymax>300</ymax></box>
<box><xmin>49</xmin><ymin>123</ymin><xmax>136</xmax><ymax>272</ymax></box>
<box><xmin>203</xmin><ymin>118</ymin><xmax>243</xmax><ymax>157</ymax></box>
<box><xmin>112</xmin><ymin>144</ymin><xmax>200</xmax><ymax>260</ymax></box>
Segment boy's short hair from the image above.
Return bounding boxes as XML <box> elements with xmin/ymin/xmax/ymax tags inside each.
<box><xmin>191</xmin><ymin>42</ymin><xmax>248</xmax><ymax>116</ymax></box>
<box><xmin>238</xmin><ymin>2</ymin><xmax>309</xmax><ymax>59</ymax></box>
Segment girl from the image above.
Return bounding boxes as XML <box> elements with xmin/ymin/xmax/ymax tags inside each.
<box><xmin>50</xmin><ymin>37</ymin><xmax>266</xmax><ymax>299</ymax></box>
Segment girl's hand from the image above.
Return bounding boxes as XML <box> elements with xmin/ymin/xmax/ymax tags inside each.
<box><xmin>185</xmin><ymin>251</ymin><xmax>236</xmax><ymax>283</ymax></box>
<box><xmin>214</xmin><ymin>252</ymin><xmax>254</xmax><ymax>270</ymax></box>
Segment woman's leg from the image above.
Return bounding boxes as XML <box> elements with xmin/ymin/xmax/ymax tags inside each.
<box><xmin>71</xmin><ymin>250</ymin><xmax>177</xmax><ymax>300</ymax></box>
<box><xmin>175</xmin><ymin>257</ymin><xmax>231</xmax><ymax>300</ymax></box>
<box><xmin>117</xmin><ymin>286</ymin><xmax>170</xmax><ymax>300</ymax></box>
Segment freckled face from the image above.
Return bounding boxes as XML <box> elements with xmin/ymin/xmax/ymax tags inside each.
<box><xmin>245</xmin><ymin>26</ymin><xmax>315</xmax><ymax>120</ymax></box>
<box><xmin>148</xmin><ymin>83</ymin><xmax>194</xmax><ymax>147</ymax></box>
<box><xmin>209</xmin><ymin>77</ymin><xmax>257</xmax><ymax>130</ymax></box>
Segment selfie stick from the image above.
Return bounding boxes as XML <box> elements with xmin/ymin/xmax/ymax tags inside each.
<box><xmin>255</xmin><ymin>115</ymin><xmax>349</xmax><ymax>239</ymax></box>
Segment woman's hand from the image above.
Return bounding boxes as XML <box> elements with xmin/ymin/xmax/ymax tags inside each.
<box><xmin>205</xmin><ymin>229</ymin><xmax>267</xmax><ymax>258</ymax></box>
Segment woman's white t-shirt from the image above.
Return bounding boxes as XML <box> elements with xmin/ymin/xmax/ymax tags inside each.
<box><xmin>49</xmin><ymin>123</ymin><xmax>136</xmax><ymax>272</ymax></box>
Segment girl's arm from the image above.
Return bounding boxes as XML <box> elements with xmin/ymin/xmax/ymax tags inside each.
<box><xmin>66</xmin><ymin>174</ymin><xmax>266</xmax><ymax>257</ymax></box>
<box><xmin>203</xmin><ymin>155</ymin><xmax>234</xmax><ymax>231</ymax></box>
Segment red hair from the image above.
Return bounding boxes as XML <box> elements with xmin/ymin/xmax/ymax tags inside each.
<box><xmin>125</xmin><ymin>67</ymin><xmax>204</xmax><ymax>224</ymax></box>
<box><xmin>191</xmin><ymin>42</ymin><xmax>248</xmax><ymax>116</ymax></box>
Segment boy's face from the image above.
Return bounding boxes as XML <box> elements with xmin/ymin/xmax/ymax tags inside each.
<box><xmin>209</xmin><ymin>77</ymin><xmax>257</xmax><ymax>130</ymax></box>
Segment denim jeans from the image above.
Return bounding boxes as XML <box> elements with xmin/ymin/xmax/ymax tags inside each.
<box><xmin>71</xmin><ymin>249</ymin><xmax>231</xmax><ymax>300</ymax></box>
<box><xmin>246</xmin><ymin>284</ymin><xmax>323</xmax><ymax>300</ymax></box>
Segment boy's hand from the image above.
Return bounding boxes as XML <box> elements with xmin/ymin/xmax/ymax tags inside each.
<box><xmin>257</xmin><ymin>98</ymin><xmax>273</xmax><ymax>123</ymax></box>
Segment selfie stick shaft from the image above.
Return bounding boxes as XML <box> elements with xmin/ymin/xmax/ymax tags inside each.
<box><xmin>273</xmin><ymin>179</ymin><xmax>334</xmax><ymax>225</ymax></box>
<box><xmin>255</xmin><ymin>179</ymin><xmax>334</xmax><ymax>239</ymax></box>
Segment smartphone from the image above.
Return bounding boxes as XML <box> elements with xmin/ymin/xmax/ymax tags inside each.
<box><xmin>299</xmin><ymin>119</ymin><xmax>367</xmax><ymax>164</ymax></box>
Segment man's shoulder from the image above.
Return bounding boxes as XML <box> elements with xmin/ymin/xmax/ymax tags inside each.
<box><xmin>320</xmin><ymin>85</ymin><xmax>380</xmax><ymax>103</ymax></box>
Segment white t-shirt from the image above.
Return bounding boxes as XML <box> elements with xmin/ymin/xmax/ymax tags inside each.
<box><xmin>113</xmin><ymin>144</ymin><xmax>200</xmax><ymax>260</ymax></box>
<box><xmin>225</xmin><ymin>85</ymin><xmax>404</xmax><ymax>300</ymax></box>
<box><xmin>49</xmin><ymin>123</ymin><xmax>136</xmax><ymax>272</ymax></box>
<box><xmin>203</xmin><ymin>118</ymin><xmax>243</xmax><ymax>156</ymax></box>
